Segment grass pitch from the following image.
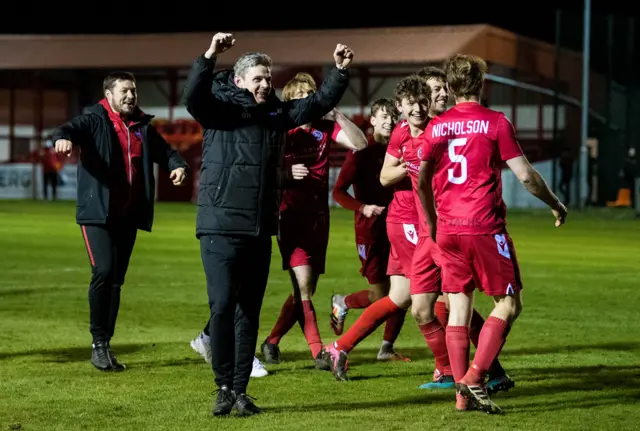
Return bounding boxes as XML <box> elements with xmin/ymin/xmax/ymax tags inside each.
<box><xmin>1</xmin><ymin>201</ymin><xmax>639</xmax><ymax>430</ymax></box>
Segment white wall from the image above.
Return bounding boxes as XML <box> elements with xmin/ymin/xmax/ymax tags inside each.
<box><xmin>3</xmin><ymin>159</ymin><xmax>583</xmax><ymax>210</ymax></box>
<box><xmin>0</xmin><ymin>126</ymin><xmax>57</xmax><ymax>161</ymax></box>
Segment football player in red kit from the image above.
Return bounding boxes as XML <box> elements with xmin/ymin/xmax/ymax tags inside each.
<box><xmin>331</xmin><ymin>97</ymin><xmax>409</xmax><ymax>361</ymax></box>
<box><xmin>261</xmin><ymin>73</ymin><xmax>368</xmax><ymax>367</ymax></box>
<box><xmin>320</xmin><ymin>76</ymin><xmax>450</xmax><ymax>382</ymax></box>
<box><xmin>418</xmin><ymin>54</ymin><xmax>567</xmax><ymax>413</ymax></box>
<box><xmin>412</xmin><ymin>68</ymin><xmax>514</xmax><ymax>393</ymax></box>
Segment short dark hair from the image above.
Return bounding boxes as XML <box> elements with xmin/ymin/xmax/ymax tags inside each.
<box><xmin>416</xmin><ymin>66</ymin><xmax>446</xmax><ymax>82</ymax></box>
<box><xmin>370</xmin><ymin>97</ymin><xmax>397</xmax><ymax>120</ymax></box>
<box><xmin>103</xmin><ymin>72</ymin><xmax>136</xmax><ymax>93</ymax></box>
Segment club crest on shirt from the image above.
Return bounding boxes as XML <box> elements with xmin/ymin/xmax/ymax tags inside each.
<box><xmin>312</xmin><ymin>130</ymin><xmax>323</xmax><ymax>141</ymax></box>
<box><xmin>134</xmin><ymin>130</ymin><xmax>142</xmax><ymax>140</ymax></box>
<box><xmin>417</xmin><ymin>146</ymin><xmax>423</xmax><ymax>159</ymax></box>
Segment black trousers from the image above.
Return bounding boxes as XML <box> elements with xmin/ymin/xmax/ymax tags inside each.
<box><xmin>81</xmin><ymin>222</ymin><xmax>138</xmax><ymax>343</ymax></box>
<box><xmin>43</xmin><ymin>172</ymin><xmax>58</xmax><ymax>200</ymax></box>
<box><xmin>559</xmin><ymin>179</ymin><xmax>571</xmax><ymax>206</ymax></box>
<box><xmin>200</xmin><ymin>233</ymin><xmax>271</xmax><ymax>395</ymax></box>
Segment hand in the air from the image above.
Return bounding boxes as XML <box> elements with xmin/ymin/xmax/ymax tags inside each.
<box><xmin>206</xmin><ymin>33</ymin><xmax>236</xmax><ymax>58</ymax></box>
<box><xmin>333</xmin><ymin>44</ymin><xmax>354</xmax><ymax>69</ymax></box>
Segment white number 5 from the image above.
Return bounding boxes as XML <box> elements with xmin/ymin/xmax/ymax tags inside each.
<box><xmin>447</xmin><ymin>138</ymin><xmax>467</xmax><ymax>184</ymax></box>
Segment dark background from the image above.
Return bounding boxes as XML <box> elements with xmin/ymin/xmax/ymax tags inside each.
<box><xmin>2</xmin><ymin>4</ymin><xmax>638</xmax><ymax>84</ymax></box>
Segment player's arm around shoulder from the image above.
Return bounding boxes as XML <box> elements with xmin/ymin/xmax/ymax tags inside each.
<box><xmin>330</xmin><ymin>110</ymin><xmax>368</xmax><ymax>151</ymax></box>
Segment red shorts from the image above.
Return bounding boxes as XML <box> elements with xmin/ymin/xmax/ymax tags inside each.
<box><xmin>437</xmin><ymin>232</ymin><xmax>523</xmax><ymax>297</ymax></box>
<box><xmin>357</xmin><ymin>239</ymin><xmax>390</xmax><ymax>285</ymax></box>
<box><xmin>410</xmin><ymin>235</ymin><xmax>442</xmax><ymax>295</ymax></box>
<box><xmin>386</xmin><ymin>222</ymin><xmax>418</xmax><ymax>277</ymax></box>
<box><xmin>278</xmin><ymin>212</ymin><xmax>329</xmax><ymax>274</ymax></box>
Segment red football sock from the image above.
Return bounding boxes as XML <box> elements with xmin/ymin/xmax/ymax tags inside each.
<box><xmin>434</xmin><ymin>301</ymin><xmax>449</xmax><ymax>328</ymax></box>
<box><xmin>383</xmin><ymin>308</ymin><xmax>406</xmax><ymax>344</ymax></box>
<box><xmin>469</xmin><ymin>309</ymin><xmax>506</xmax><ymax>377</ymax></box>
<box><xmin>464</xmin><ymin>316</ymin><xmax>510</xmax><ymax>384</ymax></box>
<box><xmin>301</xmin><ymin>300</ymin><xmax>323</xmax><ymax>358</ymax></box>
<box><xmin>335</xmin><ymin>296</ymin><xmax>398</xmax><ymax>353</ymax></box>
<box><xmin>418</xmin><ymin>320</ymin><xmax>451</xmax><ymax>375</ymax></box>
<box><xmin>344</xmin><ymin>290</ymin><xmax>371</xmax><ymax>309</ymax></box>
<box><xmin>445</xmin><ymin>325</ymin><xmax>470</xmax><ymax>382</ymax></box>
<box><xmin>266</xmin><ymin>294</ymin><xmax>299</xmax><ymax>345</ymax></box>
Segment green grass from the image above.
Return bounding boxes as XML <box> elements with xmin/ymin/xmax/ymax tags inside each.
<box><xmin>1</xmin><ymin>201</ymin><xmax>639</xmax><ymax>431</ymax></box>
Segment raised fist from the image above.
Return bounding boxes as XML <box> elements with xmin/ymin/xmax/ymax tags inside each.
<box><xmin>208</xmin><ymin>33</ymin><xmax>236</xmax><ymax>56</ymax></box>
<box><xmin>333</xmin><ymin>44</ymin><xmax>354</xmax><ymax>69</ymax></box>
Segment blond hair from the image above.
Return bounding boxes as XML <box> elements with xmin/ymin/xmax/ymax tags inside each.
<box><xmin>445</xmin><ymin>54</ymin><xmax>487</xmax><ymax>99</ymax></box>
<box><xmin>282</xmin><ymin>72</ymin><xmax>317</xmax><ymax>102</ymax></box>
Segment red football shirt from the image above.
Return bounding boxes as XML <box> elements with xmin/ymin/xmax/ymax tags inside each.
<box><xmin>386</xmin><ymin>121</ymin><xmax>418</xmax><ymax>225</ymax></box>
<box><xmin>281</xmin><ymin>119</ymin><xmax>341</xmax><ymax>213</ymax></box>
<box><xmin>398</xmin><ymin>122</ymin><xmax>432</xmax><ymax>238</ymax></box>
<box><xmin>420</xmin><ymin>102</ymin><xmax>523</xmax><ymax>235</ymax></box>
<box><xmin>333</xmin><ymin>135</ymin><xmax>393</xmax><ymax>243</ymax></box>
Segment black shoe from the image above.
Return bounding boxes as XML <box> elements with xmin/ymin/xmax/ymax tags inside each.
<box><xmin>260</xmin><ymin>339</ymin><xmax>281</xmax><ymax>364</ymax></box>
<box><xmin>91</xmin><ymin>340</ymin><xmax>113</xmax><ymax>371</ymax></box>
<box><xmin>455</xmin><ymin>383</ymin><xmax>503</xmax><ymax>415</ymax></box>
<box><xmin>486</xmin><ymin>374</ymin><xmax>515</xmax><ymax>395</ymax></box>
<box><xmin>213</xmin><ymin>386</ymin><xmax>236</xmax><ymax>416</ymax></box>
<box><xmin>106</xmin><ymin>342</ymin><xmax>126</xmax><ymax>372</ymax></box>
<box><xmin>234</xmin><ymin>393</ymin><xmax>262</xmax><ymax>416</ymax></box>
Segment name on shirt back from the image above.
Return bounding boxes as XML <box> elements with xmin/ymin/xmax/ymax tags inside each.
<box><xmin>431</xmin><ymin>120</ymin><xmax>489</xmax><ymax>138</ymax></box>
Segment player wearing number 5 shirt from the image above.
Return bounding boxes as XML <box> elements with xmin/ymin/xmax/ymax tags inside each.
<box><xmin>418</xmin><ymin>54</ymin><xmax>567</xmax><ymax>414</ymax></box>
